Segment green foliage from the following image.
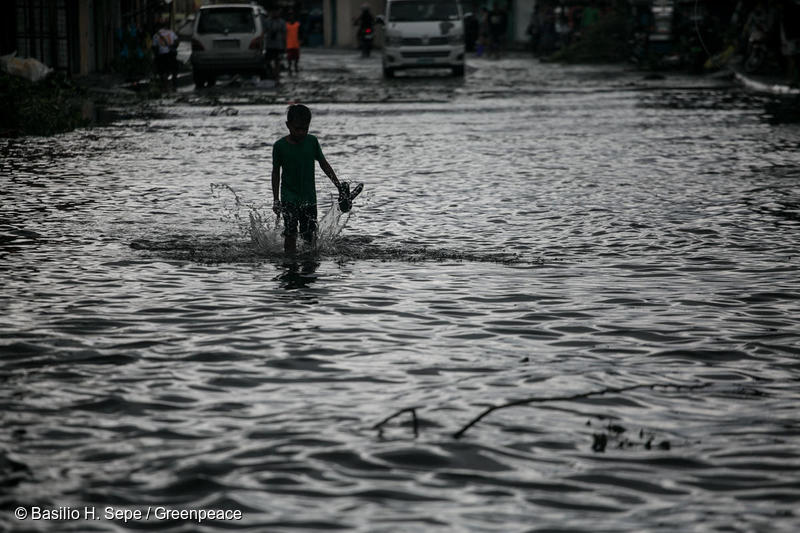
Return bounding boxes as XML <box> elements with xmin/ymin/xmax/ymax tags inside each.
<box><xmin>0</xmin><ymin>72</ymin><xmax>90</xmax><ymax>137</ymax></box>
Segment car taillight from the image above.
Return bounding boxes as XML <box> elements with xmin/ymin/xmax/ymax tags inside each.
<box><xmin>249</xmin><ymin>35</ymin><xmax>263</xmax><ymax>50</ymax></box>
<box><xmin>191</xmin><ymin>38</ymin><xmax>204</xmax><ymax>51</ymax></box>
<box><xmin>365</xmin><ymin>28</ymin><xmax>372</xmax><ymax>34</ymax></box>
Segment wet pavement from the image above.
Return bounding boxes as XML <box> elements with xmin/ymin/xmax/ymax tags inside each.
<box><xmin>170</xmin><ymin>47</ymin><xmax>739</xmax><ymax>104</ymax></box>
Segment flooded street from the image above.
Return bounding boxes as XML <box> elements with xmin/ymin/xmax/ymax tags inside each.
<box><xmin>2</xmin><ymin>50</ymin><xmax>800</xmax><ymax>532</ymax></box>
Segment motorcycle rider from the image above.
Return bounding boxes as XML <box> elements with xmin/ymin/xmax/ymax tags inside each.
<box><xmin>354</xmin><ymin>3</ymin><xmax>375</xmax><ymax>57</ymax></box>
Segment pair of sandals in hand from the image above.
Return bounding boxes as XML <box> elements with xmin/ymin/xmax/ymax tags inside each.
<box><xmin>337</xmin><ymin>181</ymin><xmax>364</xmax><ymax>213</ymax></box>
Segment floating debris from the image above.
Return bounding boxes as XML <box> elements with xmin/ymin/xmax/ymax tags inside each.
<box><xmin>210</xmin><ymin>106</ymin><xmax>238</xmax><ymax>116</ymax></box>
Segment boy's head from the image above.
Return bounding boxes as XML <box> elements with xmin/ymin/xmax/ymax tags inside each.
<box><xmin>287</xmin><ymin>104</ymin><xmax>311</xmax><ymax>124</ymax></box>
<box><xmin>286</xmin><ymin>104</ymin><xmax>311</xmax><ymax>142</ymax></box>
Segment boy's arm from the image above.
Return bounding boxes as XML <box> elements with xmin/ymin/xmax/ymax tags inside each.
<box><xmin>271</xmin><ymin>166</ymin><xmax>281</xmax><ymax>214</ymax></box>
<box><xmin>319</xmin><ymin>158</ymin><xmax>341</xmax><ymax>190</ymax></box>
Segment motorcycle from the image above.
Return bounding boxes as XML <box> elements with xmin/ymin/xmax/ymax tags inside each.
<box><xmin>359</xmin><ymin>26</ymin><xmax>374</xmax><ymax>58</ymax></box>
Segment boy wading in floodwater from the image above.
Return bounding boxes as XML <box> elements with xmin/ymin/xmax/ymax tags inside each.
<box><xmin>272</xmin><ymin>104</ymin><xmax>343</xmax><ymax>254</ymax></box>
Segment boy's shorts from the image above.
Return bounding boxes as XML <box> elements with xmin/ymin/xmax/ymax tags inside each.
<box><xmin>287</xmin><ymin>48</ymin><xmax>300</xmax><ymax>61</ymax></box>
<box><xmin>282</xmin><ymin>202</ymin><xmax>317</xmax><ymax>242</ymax></box>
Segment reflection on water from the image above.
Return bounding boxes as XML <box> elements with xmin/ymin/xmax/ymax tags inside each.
<box><xmin>277</xmin><ymin>260</ymin><xmax>321</xmax><ymax>290</ymax></box>
<box><xmin>2</xmin><ymin>53</ymin><xmax>800</xmax><ymax>532</ymax></box>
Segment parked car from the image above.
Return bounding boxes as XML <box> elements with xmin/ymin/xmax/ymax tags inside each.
<box><xmin>190</xmin><ymin>3</ymin><xmax>269</xmax><ymax>88</ymax></box>
<box><xmin>381</xmin><ymin>0</ymin><xmax>466</xmax><ymax>78</ymax></box>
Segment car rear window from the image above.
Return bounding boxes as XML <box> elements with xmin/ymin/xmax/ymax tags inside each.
<box><xmin>197</xmin><ymin>8</ymin><xmax>255</xmax><ymax>34</ymax></box>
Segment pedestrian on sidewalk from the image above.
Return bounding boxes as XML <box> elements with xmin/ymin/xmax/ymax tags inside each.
<box><xmin>489</xmin><ymin>4</ymin><xmax>508</xmax><ymax>59</ymax></box>
<box><xmin>526</xmin><ymin>6</ymin><xmax>541</xmax><ymax>56</ymax></box>
<box><xmin>476</xmin><ymin>7</ymin><xmax>490</xmax><ymax>57</ymax></box>
<box><xmin>286</xmin><ymin>11</ymin><xmax>301</xmax><ymax>75</ymax></box>
<box><xmin>152</xmin><ymin>19</ymin><xmax>179</xmax><ymax>91</ymax></box>
<box><xmin>265</xmin><ymin>8</ymin><xmax>286</xmax><ymax>81</ymax></box>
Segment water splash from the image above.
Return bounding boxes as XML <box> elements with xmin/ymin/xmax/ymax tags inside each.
<box><xmin>212</xmin><ymin>183</ymin><xmax>352</xmax><ymax>256</ymax></box>
<box><xmin>313</xmin><ymin>193</ymin><xmax>353</xmax><ymax>249</ymax></box>
<box><xmin>210</xmin><ymin>182</ymin><xmax>262</xmax><ymax>238</ymax></box>
<box><xmin>130</xmin><ymin>184</ymin><xmax>528</xmax><ymax>264</ymax></box>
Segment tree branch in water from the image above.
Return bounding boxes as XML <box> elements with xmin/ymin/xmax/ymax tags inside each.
<box><xmin>452</xmin><ymin>382</ymin><xmax>712</xmax><ymax>439</ymax></box>
<box><xmin>373</xmin><ymin>407</ymin><xmax>419</xmax><ymax>438</ymax></box>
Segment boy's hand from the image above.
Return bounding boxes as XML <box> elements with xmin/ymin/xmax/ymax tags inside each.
<box><xmin>272</xmin><ymin>201</ymin><xmax>281</xmax><ymax>215</ymax></box>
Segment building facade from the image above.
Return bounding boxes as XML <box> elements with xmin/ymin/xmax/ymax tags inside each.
<box><xmin>2</xmin><ymin>0</ymin><xmax>186</xmax><ymax>76</ymax></box>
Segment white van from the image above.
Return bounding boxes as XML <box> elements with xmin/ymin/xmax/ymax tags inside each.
<box><xmin>381</xmin><ymin>0</ymin><xmax>465</xmax><ymax>78</ymax></box>
<box><xmin>190</xmin><ymin>4</ymin><xmax>269</xmax><ymax>88</ymax></box>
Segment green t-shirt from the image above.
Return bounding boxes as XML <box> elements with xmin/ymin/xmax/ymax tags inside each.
<box><xmin>272</xmin><ymin>135</ymin><xmax>324</xmax><ymax>206</ymax></box>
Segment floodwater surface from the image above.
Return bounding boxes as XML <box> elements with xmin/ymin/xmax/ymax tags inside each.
<box><xmin>2</xmin><ymin>51</ymin><xmax>800</xmax><ymax>532</ymax></box>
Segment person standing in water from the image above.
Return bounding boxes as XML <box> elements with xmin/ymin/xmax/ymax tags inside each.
<box><xmin>285</xmin><ymin>11</ymin><xmax>301</xmax><ymax>75</ymax></box>
<box><xmin>272</xmin><ymin>104</ymin><xmax>343</xmax><ymax>254</ymax></box>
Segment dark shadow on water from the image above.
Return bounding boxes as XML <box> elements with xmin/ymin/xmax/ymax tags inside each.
<box><xmin>764</xmin><ymin>96</ymin><xmax>800</xmax><ymax>124</ymax></box>
<box><xmin>635</xmin><ymin>88</ymin><xmax>768</xmax><ymax>112</ymax></box>
<box><xmin>329</xmin><ymin>235</ymin><xmax>529</xmax><ymax>264</ymax></box>
<box><xmin>130</xmin><ymin>234</ymin><xmax>259</xmax><ymax>263</ymax></box>
<box><xmin>635</xmin><ymin>88</ymin><xmax>800</xmax><ymax>125</ymax></box>
<box><xmin>129</xmin><ymin>234</ymin><xmax>536</xmax><ymax>265</ymax></box>
<box><xmin>385</xmin><ymin>70</ymin><xmax>466</xmax><ymax>83</ymax></box>
<box><xmin>276</xmin><ymin>259</ymin><xmax>320</xmax><ymax>290</ymax></box>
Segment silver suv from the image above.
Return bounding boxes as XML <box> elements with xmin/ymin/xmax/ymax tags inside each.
<box><xmin>190</xmin><ymin>4</ymin><xmax>269</xmax><ymax>88</ymax></box>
